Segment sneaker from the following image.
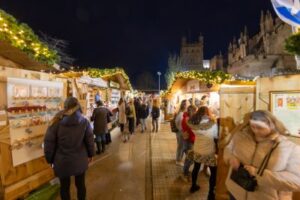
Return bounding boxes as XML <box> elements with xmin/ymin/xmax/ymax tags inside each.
<box><xmin>190</xmin><ymin>185</ymin><xmax>200</xmax><ymax>193</ymax></box>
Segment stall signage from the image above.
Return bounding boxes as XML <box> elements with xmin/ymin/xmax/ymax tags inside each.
<box><xmin>78</xmin><ymin>76</ymin><xmax>107</xmax><ymax>88</ymax></box>
<box><xmin>187</xmin><ymin>80</ymin><xmax>200</xmax><ymax>92</ymax></box>
<box><xmin>109</xmin><ymin>81</ymin><xmax>120</xmax><ymax>89</ymax></box>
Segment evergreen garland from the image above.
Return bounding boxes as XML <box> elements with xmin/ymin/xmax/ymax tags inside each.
<box><xmin>285</xmin><ymin>33</ymin><xmax>300</xmax><ymax>55</ymax></box>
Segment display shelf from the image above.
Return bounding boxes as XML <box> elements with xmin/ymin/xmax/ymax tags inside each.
<box><xmin>5</xmin><ymin>77</ymin><xmax>64</xmax><ymax>166</ymax></box>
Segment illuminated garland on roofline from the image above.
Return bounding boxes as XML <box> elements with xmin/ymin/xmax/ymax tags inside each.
<box><xmin>0</xmin><ymin>9</ymin><xmax>59</xmax><ymax>65</ymax></box>
<box><xmin>87</xmin><ymin>68</ymin><xmax>133</xmax><ymax>90</ymax></box>
<box><xmin>161</xmin><ymin>70</ymin><xmax>231</xmax><ymax>97</ymax></box>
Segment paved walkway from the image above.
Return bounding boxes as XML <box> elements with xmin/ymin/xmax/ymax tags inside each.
<box><xmin>151</xmin><ymin>121</ymin><xmax>209</xmax><ymax>200</ymax></box>
<box><xmin>64</xmin><ymin>119</ymin><xmax>208</xmax><ymax>200</ymax></box>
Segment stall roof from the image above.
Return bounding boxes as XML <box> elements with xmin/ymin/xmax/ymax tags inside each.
<box><xmin>88</xmin><ymin>68</ymin><xmax>133</xmax><ymax>91</ymax></box>
<box><xmin>162</xmin><ymin>71</ymin><xmax>255</xmax><ymax>98</ymax></box>
<box><xmin>56</xmin><ymin>68</ymin><xmax>133</xmax><ymax>91</ymax></box>
<box><xmin>0</xmin><ymin>9</ymin><xmax>60</xmax><ymax>68</ymax></box>
<box><xmin>0</xmin><ymin>40</ymin><xmax>56</xmax><ymax>71</ymax></box>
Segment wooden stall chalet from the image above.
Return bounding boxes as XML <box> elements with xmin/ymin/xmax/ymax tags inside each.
<box><xmin>162</xmin><ymin>70</ymin><xmax>230</xmax><ymax>120</ymax></box>
<box><xmin>55</xmin><ymin>70</ymin><xmax>109</xmax><ymax>119</ymax></box>
<box><xmin>0</xmin><ymin>9</ymin><xmax>63</xmax><ymax>199</ymax></box>
<box><xmin>216</xmin><ymin>80</ymin><xmax>256</xmax><ymax>200</ymax></box>
<box><xmin>87</xmin><ymin>67</ymin><xmax>132</xmax><ymax>108</ymax></box>
<box><xmin>215</xmin><ymin>74</ymin><xmax>300</xmax><ymax>200</ymax></box>
<box><xmin>87</xmin><ymin>68</ymin><xmax>133</xmax><ymax>128</ymax></box>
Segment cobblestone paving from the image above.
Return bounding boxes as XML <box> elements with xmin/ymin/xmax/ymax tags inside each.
<box><xmin>151</xmin><ymin>122</ymin><xmax>209</xmax><ymax>200</ymax></box>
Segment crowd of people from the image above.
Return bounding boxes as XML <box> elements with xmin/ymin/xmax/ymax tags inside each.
<box><xmin>172</xmin><ymin>98</ymin><xmax>300</xmax><ymax>200</ymax></box>
<box><xmin>43</xmin><ymin>95</ymin><xmax>161</xmax><ymax>200</ymax></box>
<box><xmin>173</xmin><ymin>98</ymin><xmax>219</xmax><ymax>199</ymax></box>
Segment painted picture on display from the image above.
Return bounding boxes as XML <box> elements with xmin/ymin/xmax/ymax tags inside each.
<box><xmin>270</xmin><ymin>91</ymin><xmax>300</xmax><ymax>137</ymax></box>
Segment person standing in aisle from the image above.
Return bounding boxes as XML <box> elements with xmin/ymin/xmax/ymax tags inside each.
<box><xmin>127</xmin><ymin>98</ymin><xmax>136</xmax><ymax>134</ymax></box>
<box><xmin>44</xmin><ymin>97</ymin><xmax>95</xmax><ymax>200</ymax></box>
<box><xmin>134</xmin><ymin>97</ymin><xmax>141</xmax><ymax>127</ymax></box>
<box><xmin>118</xmin><ymin>98</ymin><xmax>129</xmax><ymax>142</ymax></box>
<box><xmin>181</xmin><ymin>105</ymin><xmax>197</xmax><ymax>180</ymax></box>
<box><xmin>151</xmin><ymin>99</ymin><xmax>160</xmax><ymax>132</ymax></box>
<box><xmin>139</xmin><ymin>101</ymin><xmax>149</xmax><ymax>133</ymax></box>
<box><xmin>91</xmin><ymin>100</ymin><xmax>112</xmax><ymax>154</ymax></box>
<box><xmin>175</xmin><ymin>100</ymin><xmax>187</xmax><ymax>166</ymax></box>
<box><xmin>187</xmin><ymin>106</ymin><xmax>218</xmax><ymax>198</ymax></box>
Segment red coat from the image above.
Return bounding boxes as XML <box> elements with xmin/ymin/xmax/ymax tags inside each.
<box><xmin>181</xmin><ymin>112</ymin><xmax>195</xmax><ymax>143</ymax></box>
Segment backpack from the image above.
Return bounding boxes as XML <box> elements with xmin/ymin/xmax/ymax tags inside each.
<box><xmin>125</xmin><ymin>105</ymin><xmax>132</xmax><ymax>116</ymax></box>
<box><xmin>170</xmin><ymin>113</ymin><xmax>179</xmax><ymax>133</ymax></box>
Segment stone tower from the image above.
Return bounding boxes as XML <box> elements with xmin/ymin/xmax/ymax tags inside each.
<box><xmin>179</xmin><ymin>34</ymin><xmax>204</xmax><ymax>70</ymax></box>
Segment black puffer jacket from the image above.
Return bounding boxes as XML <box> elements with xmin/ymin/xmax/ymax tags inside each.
<box><xmin>44</xmin><ymin>110</ymin><xmax>95</xmax><ymax>178</ymax></box>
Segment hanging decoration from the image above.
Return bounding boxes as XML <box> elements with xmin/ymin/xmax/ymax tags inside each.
<box><xmin>0</xmin><ymin>9</ymin><xmax>59</xmax><ymax>65</ymax></box>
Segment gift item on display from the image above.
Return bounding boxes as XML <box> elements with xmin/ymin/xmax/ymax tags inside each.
<box><xmin>7</xmin><ymin>77</ymin><xmax>64</xmax><ymax>166</ymax></box>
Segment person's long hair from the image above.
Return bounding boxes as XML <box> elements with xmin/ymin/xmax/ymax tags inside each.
<box><xmin>189</xmin><ymin>106</ymin><xmax>211</xmax><ymax>125</ymax></box>
<box><xmin>178</xmin><ymin>99</ymin><xmax>187</xmax><ymax>112</ymax></box>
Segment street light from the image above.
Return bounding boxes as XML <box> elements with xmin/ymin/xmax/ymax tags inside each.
<box><xmin>157</xmin><ymin>71</ymin><xmax>162</xmax><ymax>93</ymax></box>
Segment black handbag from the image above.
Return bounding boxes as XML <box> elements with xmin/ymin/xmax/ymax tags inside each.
<box><xmin>230</xmin><ymin>141</ymin><xmax>279</xmax><ymax>192</ymax></box>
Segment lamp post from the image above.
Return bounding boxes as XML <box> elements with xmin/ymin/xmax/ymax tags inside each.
<box><xmin>157</xmin><ymin>71</ymin><xmax>161</xmax><ymax>93</ymax></box>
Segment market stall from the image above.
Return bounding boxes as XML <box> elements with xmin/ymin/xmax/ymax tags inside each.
<box><xmin>0</xmin><ymin>69</ymin><xmax>65</xmax><ymax>199</ymax></box>
<box><xmin>0</xmin><ymin>9</ymin><xmax>64</xmax><ymax>199</ymax></box>
<box><xmin>88</xmin><ymin>68</ymin><xmax>133</xmax><ymax>128</ymax></box>
<box><xmin>162</xmin><ymin>70</ymin><xmax>230</xmax><ymax>120</ymax></box>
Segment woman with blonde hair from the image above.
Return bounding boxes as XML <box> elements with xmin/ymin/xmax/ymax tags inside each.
<box><xmin>224</xmin><ymin>110</ymin><xmax>300</xmax><ymax>200</ymax></box>
<box><xmin>187</xmin><ymin>106</ymin><xmax>218</xmax><ymax>198</ymax></box>
<box><xmin>127</xmin><ymin>98</ymin><xmax>136</xmax><ymax>135</ymax></box>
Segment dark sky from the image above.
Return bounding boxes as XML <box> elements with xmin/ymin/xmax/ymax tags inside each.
<box><xmin>1</xmin><ymin>0</ymin><xmax>274</xmax><ymax>88</ymax></box>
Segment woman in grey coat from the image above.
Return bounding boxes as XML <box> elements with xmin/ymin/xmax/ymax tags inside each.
<box><xmin>44</xmin><ymin>97</ymin><xmax>95</xmax><ymax>200</ymax></box>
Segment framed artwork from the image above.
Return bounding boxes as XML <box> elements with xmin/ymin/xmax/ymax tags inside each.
<box><xmin>270</xmin><ymin>91</ymin><xmax>300</xmax><ymax>137</ymax></box>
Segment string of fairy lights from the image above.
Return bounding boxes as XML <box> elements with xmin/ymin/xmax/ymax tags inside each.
<box><xmin>0</xmin><ymin>9</ymin><xmax>59</xmax><ymax>65</ymax></box>
<box><xmin>161</xmin><ymin>70</ymin><xmax>232</xmax><ymax>96</ymax></box>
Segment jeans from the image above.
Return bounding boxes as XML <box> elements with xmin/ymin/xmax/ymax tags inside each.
<box><xmin>128</xmin><ymin>117</ymin><xmax>135</xmax><ymax>134</ymax></box>
<box><xmin>95</xmin><ymin>134</ymin><xmax>106</xmax><ymax>153</ymax></box>
<box><xmin>175</xmin><ymin>131</ymin><xmax>184</xmax><ymax>162</ymax></box>
<box><xmin>152</xmin><ymin>118</ymin><xmax>158</xmax><ymax>132</ymax></box>
<box><xmin>140</xmin><ymin>118</ymin><xmax>147</xmax><ymax>132</ymax></box>
<box><xmin>95</xmin><ymin>134</ymin><xmax>106</xmax><ymax>143</ymax></box>
<box><xmin>191</xmin><ymin>162</ymin><xmax>217</xmax><ymax>199</ymax></box>
<box><xmin>182</xmin><ymin>140</ymin><xmax>193</xmax><ymax>175</ymax></box>
<box><xmin>59</xmin><ymin>173</ymin><xmax>86</xmax><ymax>200</ymax></box>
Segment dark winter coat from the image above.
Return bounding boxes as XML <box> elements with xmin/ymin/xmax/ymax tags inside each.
<box><xmin>91</xmin><ymin>106</ymin><xmax>112</xmax><ymax>135</ymax></box>
<box><xmin>44</xmin><ymin>110</ymin><xmax>95</xmax><ymax>178</ymax></box>
<box><xmin>151</xmin><ymin>106</ymin><xmax>160</xmax><ymax>119</ymax></box>
<box><xmin>139</xmin><ymin>104</ymin><xmax>149</xmax><ymax>119</ymax></box>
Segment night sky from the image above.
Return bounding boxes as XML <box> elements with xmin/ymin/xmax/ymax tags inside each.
<box><xmin>1</xmin><ymin>0</ymin><xmax>274</xmax><ymax>88</ymax></box>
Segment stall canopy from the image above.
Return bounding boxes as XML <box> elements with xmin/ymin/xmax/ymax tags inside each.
<box><xmin>162</xmin><ymin>70</ymin><xmax>231</xmax><ymax>98</ymax></box>
<box><xmin>0</xmin><ymin>40</ymin><xmax>57</xmax><ymax>71</ymax></box>
<box><xmin>88</xmin><ymin>68</ymin><xmax>133</xmax><ymax>91</ymax></box>
<box><xmin>0</xmin><ymin>9</ymin><xmax>60</xmax><ymax>70</ymax></box>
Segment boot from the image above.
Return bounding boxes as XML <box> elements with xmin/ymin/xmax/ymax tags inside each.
<box><xmin>96</xmin><ymin>142</ymin><xmax>101</xmax><ymax>154</ymax></box>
